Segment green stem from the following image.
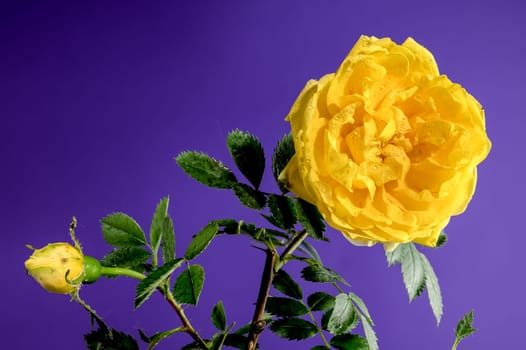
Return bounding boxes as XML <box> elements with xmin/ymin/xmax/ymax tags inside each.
<box><xmin>275</xmin><ymin>230</ymin><xmax>309</xmax><ymax>271</ymax></box>
<box><xmin>162</xmin><ymin>287</ymin><xmax>209</xmax><ymax>349</ymax></box>
<box><xmin>451</xmin><ymin>339</ymin><xmax>460</xmax><ymax>350</ymax></box>
<box><xmin>305</xmin><ymin>302</ymin><xmax>331</xmax><ymax>348</ymax></box>
<box><xmin>99</xmin><ymin>266</ymin><xmax>207</xmax><ymax>348</ymax></box>
<box><xmin>71</xmin><ymin>290</ymin><xmax>108</xmax><ymax>330</ymax></box>
<box><xmin>100</xmin><ymin>266</ymin><xmax>146</xmax><ymax>280</ymax></box>
<box><xmin>332</xmin><ymin>282</ymin><xmax>345</xmax><ymax>294</ymax></box>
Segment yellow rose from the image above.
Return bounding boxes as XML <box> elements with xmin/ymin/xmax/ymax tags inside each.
<box><xmin>279</xmin><ymin>35</ymin><xmax>491</xmax><ymax>247</ymax></box>
<box><xmin>25</xmin><ymin>242</ymin><xmax>84</xmax><ymax>294</ymax></box>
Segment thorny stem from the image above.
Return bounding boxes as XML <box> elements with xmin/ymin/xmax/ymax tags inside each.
<box><xmin>247</xmin><ymin>248</ymin><xmax>276</xmax><ymax>350</ymax></box>
<box><xmin>99</xmin><ymin>266</ymin><xmax>208</xmax><ymax>348</ymax></box>
<box><xmin>246</xmin><ymin>230</ymin><xmax>310</xmax><ymax>350</ymax></box>
<box><xmin>71</xmin><ymin>290</ymin><xmax>107</xmax><ymax>330</ymax></box>
<box><xmin>163</xmin><ymin>287</ymin><xmax>209</xmax><ymax>349</ymax></box>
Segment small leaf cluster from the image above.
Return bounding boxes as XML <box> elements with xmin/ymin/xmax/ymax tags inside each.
<box><xmin>135</xmin><ymin>219</ymin><xmax>227</xmax><ymax>348</ymax></box>
<box><xmin>452</xmin><ymin>310</ymin><xmax>477</xmax><ymax>350</ymax></box>
<box><xmin>92</xmin><ymin>197</ymin><xmax>217</xmax><ymax>348</ymax></box>
<box><xmin>176</xmin><ymin>131</ymin><xmax>325</xmax><ymax>239</ymax></box>
<box><xmin>100</xmin><ymin>196</ymin><xmax>175</xmax><ymax>274</ymax></box>
<box><xmin>85</xmin><ymin>326</ymin><xmax>140</xmax><ymax>350</ymax></box>
<box><xmin>266</xmin><ymin>263</ymin><xmax>378</xmax><ymax>350</ymax></box>
<box><xmin>83</xmin><ymin>314</ymin><xmax>141</xmax><ymax>350</ymax></box>
<box><xmin>386</xmin><ymin>242</ymin><xmax>443</xmax><ymax>325</ymax></box>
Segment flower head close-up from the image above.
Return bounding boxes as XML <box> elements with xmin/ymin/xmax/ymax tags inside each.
<box><xmin>280</xmin><ymin>35</ymin><xmax>491</xmax><ymax>248</ymax></box>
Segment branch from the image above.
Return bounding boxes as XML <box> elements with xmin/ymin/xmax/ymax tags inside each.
<box><xmin>246</xmin><ymin>230</ymin><xmax>310</xmax><ymax>349</ymax></box>
<box><xmin>246</xmin><ymin>248</ymin><xmax>276</xmax><ymax>350</ymax></box>
<box><xmin>99</xmin><ymin>267</ymin><xmax>208</xmax><ymax>348</ymax></box>
<box><xmin>276</xmin><ymin>230</ymin><xmax>308</xmax><ymax>271</ymax></box>
<box><xmin>163</xmin><ymin>289</ymin><xmax>209</xmax><ymax>349</ymax></box>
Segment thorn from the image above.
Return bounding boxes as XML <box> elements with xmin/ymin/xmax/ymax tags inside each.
<box><xmin>250</xmin><ymin>245</ymin><xmax>267</xmax><ymax>252</ymax></box>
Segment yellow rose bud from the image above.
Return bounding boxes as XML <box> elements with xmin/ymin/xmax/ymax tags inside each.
<box><xmin>25</xmin><ymin>242</ymin><xmax>84</xmax><ymax>294</ymax></box>
<box><xmin>279</xmin><ymin>35</ymin><xmax>491</xmax><ymax>247</ymax></box>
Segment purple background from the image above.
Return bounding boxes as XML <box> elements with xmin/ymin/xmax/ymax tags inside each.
<box><xmin>3</xmin><ymin>1</ymin><xmax>523</xmax><ymax>349</ymax></box>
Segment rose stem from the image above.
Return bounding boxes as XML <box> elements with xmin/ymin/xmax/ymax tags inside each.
<box><xmin>246</xmin><ymin>248</ymin><xmax>276</xmax><ymax>350</ymax></box>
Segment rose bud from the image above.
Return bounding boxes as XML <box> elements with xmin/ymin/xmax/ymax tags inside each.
<box><xmin>25</xmin><ymin>242</ymin><xmax>86</xmax><ymax>294</ymax></box>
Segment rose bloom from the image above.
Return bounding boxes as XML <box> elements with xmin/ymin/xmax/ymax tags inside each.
<box><xmin>279</xmin><ymin>36</ymin><xmax>491</xmax><ymax>248</ymax></box>
<box><xmin>25</xmin><ymin>242</ymin><xmax>84</xmax><ymax>294</ymax></box>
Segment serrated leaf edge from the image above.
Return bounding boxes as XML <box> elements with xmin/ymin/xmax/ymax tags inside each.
<box><xmin>135</xmin><ymin>259</ymin><xmax>183</xmax><ymax>308</ymax></box>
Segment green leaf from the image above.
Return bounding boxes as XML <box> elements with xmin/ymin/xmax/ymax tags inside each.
<box><xmin>101</xmin><ymin>247</ymin><xmax>151</xmax><ymax>272</ymax></box>
<box><xmin>387</xmin><ymin>243</ymin><xmax>425</xmax><ymax>301</ymax></box>
<box><xmin>223</xmin><ymin>334</ymin><xmax>250</xmax><ymax>349</ymax></box>
<box><xmin>161</xmin><ymin>215</ymin><xmax>175</xmax><ymax>264</ymax></box>
<box><xmin>138</xmin><ymin>329</ymin><xmax>150</xmax><ymax>344</ymax></box>
<box><xmin>85</xmin><ymin>327</ymin><xmax>139</xmax><ymax>350</ymax></box>
<box><xmin>272</xmin><ymin>133</ymin><xmax>295</xmax><ymax>192</ymax></box>
<box><xmin>307</xmin><ymin>292</ymin><xmax>335</xmax><ymax>312</ymax></box>
<box><xmin>209</xmin><ymin>333</ymin><xmax>225</xmax><ymax>350</ymax></box>
<box><xmin>420</xmin><ymin>253</ymin><xmax>443</xmax><ymax>325</ymax></box>
<box><xmin>176</xmin><ymin>151</ymin><xmax>237</xmax><ymax>189</ymax></box>
<box><xmin>296</xmin><ymin>198</ymin><xmax>325</xmax><ymax>240</ymax></box>
<box><xmin>233</xmin><ymin>323</ymin><xmax>251</xmax><ymax>335</ymax></box>
<box><xmin>149</xmin><ymin>197</ymin><xmax>169</xmax><ymax>260</ymax></box>
<box><xmin>266</xmin><ymin>194</ymin><xmax>297</xmax><ymax>230</ymax></box>
<box><xmin>327</xmin><ymin>293</ymin><xmax>357</xmax><ymax>335</ymax></box>
<box><xmin>301</xmin><ymin>265</ymin><xmax>347</xmax><ymax>284</ymax></box>
<box><xmin>232</xmin><ymin>183</ymin><xmax>266</xmax><ymax>209</ymax></box>
<box><xmin>227</xmin><ymin>130</ymin><xmax>265</xmax><ymax>189</ymax></box>
<box><xmin>272</xmin><ymin>269</ymin><xmax>302</xmax><ymax>299</ymax></box>
<box><xmin>265</xmin><ymin>296</ymin><xmax>308</xmax><ymax>317</ymax></box>
<box><xmin>184</xmin><ymin>222</ymin><xmax>219</xmax><ymax>260</ymax></box>
<box><xmin>453</xmin><ymin>310</ymin><xmax>477</xmax><ymax>349</ymax></box>
<box><xmin>265</xmin><ymin>228</ymin><xmax>291</xmax><ymax>242</ymax></box>
<box><xmin>360</xmin><ymin>313</ymin><xmax>378</xmax><ymax>350</ymax></box>
<box><xmin>386</xmin><ymin>243</ymin><xmax>403</xmax><ymax>266</ymax></box>
<box><xmin>150</xmin><ymin>196</ymin><xmax>169</xmax><ymax>265</ymax></box>
<box><xmin>210</xmin><ymin>323</ymin><xmax>234</xmax><ymax>350</ymax></box>
<box><xmin>298</xmin><ymin>240</ymin><xmax>322</xmax><ymax>263</ymax></box>
<box><xmin>181</xmin><ymin>342</ymin><xmax>204</xmax><ymax>350</ymax></box>
<box><xmin>261</xmin><ymin>214</ymin><xmax>281</xmax><ymax>230</ymax></box>
<box><xmin>147</xmin><ymin>327</ymin><xmax>184</xmax><ymax>350</ymax></box>
<box><xmin>348</xmin><ymin>292</ymin><xmax>373</xmax><ymax>326</ymax></box>
<box><xmin>211</xmin><ymin>300</ymin><xmax>226</xmax><ymax>331</ymax></box>
<box><xmin>215</xmin><ymin>218</ymin><xmax>240</xmax><ymax>235</ymax></box>
<box><xmin>435</xmin><ymin>231</ymin><xmax>448</xmax><ymax>248</ymax></box>
<box><xmin>173</xmin><ymin>264</ymin><xmax>205</xmax><ymax>306</ymax></box>
<box><xmin>321</xmin><ymin>309</ymin><xmax>332</xmax><ymax>330</ymax></box>
<box><xmin>388</xmin><ymin>244</ymin><xmax>443</xmax><ymax>323</ymax></box>
<box><xmin>101</xmin><ymin>213</ymin><xmax>146</xmax><ymax>247</ymax></box>
<box><xmin>269</xmin><ymin>317</ymin><xmax>318</xmax><ymax>340</ymax></box>
<box><xmin>330</xmin><ymin>334</ymin><xmax>369</xmax><ymax>350</ymax></box>
<box><xmin>135</xmin><ymin>258</ymin><xmax>183</xmax><ymax>308</ymax></box>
